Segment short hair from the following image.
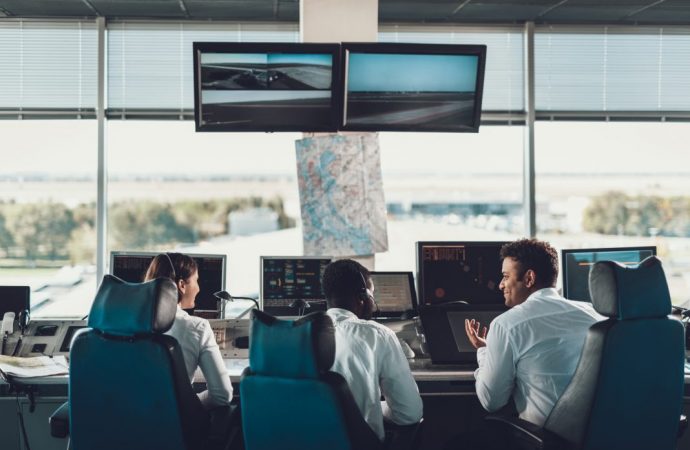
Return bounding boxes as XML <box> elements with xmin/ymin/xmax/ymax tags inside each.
<box><xmin>144</xmin><ymin>252</ymin><xmax>198</xmax><ymax>284</ymax></box>
<box><xmin>500</xmin><ymin>238</ymin><xmax>559</xmax><ymax>288</ymax></box>
<box><xmin>322</xmin><ymin>259</ymin><xmax>370</xmax><ymax>309</ymax></box>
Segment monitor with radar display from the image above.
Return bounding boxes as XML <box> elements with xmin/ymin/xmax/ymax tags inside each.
<box><xmin>260</xmin><ymin>256</ymin><xmax>332</xmax><ymax>316</ymax></box>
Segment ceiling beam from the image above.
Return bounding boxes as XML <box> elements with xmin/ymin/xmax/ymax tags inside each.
<box><xmin>80</xmin><ymin>0</ymin><xmax>101</xmax><ymax>16</ymax></box>
<box><xmin>625</xmin><ymin>0</ymin><xmax>667</xmax><ymax>19</ymax></box>
<box><xmin>178</xmin><ymin>0</ymin><xmax>190</xmax><ymax>18</ymax></box>
<box><xmin>537</xmin><ymin>0</ymin><xmax>569</xmax><ymax>18</ymax></box>
<box><xmin>451</xmin><ymin>0</ymin><xmax>472</xmax><ymax>16</ymax></box>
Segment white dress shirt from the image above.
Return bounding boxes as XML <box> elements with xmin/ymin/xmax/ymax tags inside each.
<box><xmin>166</xmin><ymin>307</ymin><xmax>233</xmax><ymax>408</ymax></box>
<box><xmin>475</xmin><ymin>288</ymin><xmax>601</xmax><ymax>426</ymax></box>
<box><xmin>326</xmin><ymin>308</ymin><xmax>423</xmax><ymax>441</ymax></box>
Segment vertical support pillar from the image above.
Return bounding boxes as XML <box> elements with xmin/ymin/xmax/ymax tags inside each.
<box><xmin>523</xmin><ymin>21</ymin><xmax>536</xmax><ymax>238</ymax></box>
<box><xmin>96</xmin><ymin>17</ymin><xmax>108</xmax><ymax>284</ymax></box>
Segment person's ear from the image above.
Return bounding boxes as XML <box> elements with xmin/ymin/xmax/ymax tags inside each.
<box><xmin>523</xmin><ymin>269</ymin><xmax>536</xmax><ymax>288</ymax></box>
<box><xmin>177</xmin><ymin>279</ymin><xmax>186</xmax><ymax>294</ymax></box>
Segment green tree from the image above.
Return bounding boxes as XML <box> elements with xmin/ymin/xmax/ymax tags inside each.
<box><xmin>5</xmin><ymin>202</ymin><xmax>76</xmax><ymax>261</ymax></box>
<box><xmin>0</xmin><ymin>211</ymin><xmax>14</xmax><ymax>255</ymax></box>
<box><xmin>109</xmin><ymin>202</ymin><xmax>195</xmax><ymax>250</ymax></box>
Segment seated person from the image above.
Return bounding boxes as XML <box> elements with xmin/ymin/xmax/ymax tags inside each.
<box><xmin>322</xmin><ymin>259</ymin><xmax>423</xmax><ymax>441</ymax></box>
<box><xmin>465</xmin><ymin>238</ymin><xmax>602</xmax><ymax>426</ymax></box>
<box><xmin>144</xmin><ymin>252</ymin><xmax>233</xmax><ymax>409</ymax></box>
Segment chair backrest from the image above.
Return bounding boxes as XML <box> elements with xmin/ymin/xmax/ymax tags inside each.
<box><xmin>544</xmin><ymin>256</ymin><xmax>685</xmax><ymax>450</ymax></box>
<box><xmin>69</xmin><ymin>275</ymin><xmax>209</xmax><ymax>450</ymax></box>
<box><xmin>240</xmin><ymin>310</ymin><xmax>383</xmax><ymax>450</ymax></box>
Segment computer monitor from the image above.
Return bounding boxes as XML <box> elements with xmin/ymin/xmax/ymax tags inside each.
<box><xmin>0</xmin><ymin>286</ymin><xmax>30</xmax><ymax>317</ymax></box>
<box><xmin>109</xmin><ymin>251</ymin><xmax>227</xmax><ymax>314</ymax></box>
<box><xmin>193</xmin><ymin>42</ymin><xmax>341</xmax><ymax>132</ymax></box>
<box><xmin>369</xmin><ymin>271</ymin><xmax>418</xmax><ymax>319</ymax></box>
<box><xmin>419</xmin><ymin>304</ymin><xmax>506</xmax><ymax>365</ymax></box>
<box><xmin>341</xmin><ymin>43</ymin><xmax>486</xmax><ymax>132</ymax></box>
<box><xmin>260</xmin><ymin>256</ymin><xmax>332</xmax><ymax>316</ymax></box>
<box><xmin>416</xmin><ymin>241</ymin><xmax>507</xmax><ymax>306</ymax></box>
<box><xmin>561</xmin><ymin>246</ymin><xmax>657</xmax><ymax>302</ymax></box>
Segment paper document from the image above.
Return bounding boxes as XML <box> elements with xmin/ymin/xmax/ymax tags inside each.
<box><xmin>0</xmin><ymin>355</ymin><xmax>69</xmax><ymax>380</ymax></box>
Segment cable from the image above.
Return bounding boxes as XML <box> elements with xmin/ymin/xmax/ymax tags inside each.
<box><xmin>16</xmin><ymin>392</ymin><xmax>32</xmax><ymax>450</ymax></box>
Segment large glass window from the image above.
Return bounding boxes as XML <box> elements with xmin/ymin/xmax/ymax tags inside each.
<box><xmin>376</xmin><ymin>126</ymin><xmax>525</xmax><ymax>271</ymax></box>
<box><xmin>0</xmin><ymin>121</ymin><xmax>97</xmax><ymax>318</ymax></box>
<box><xmin>536</xmin><ymin>121</ymin><xmax>690</xmax><ymax>308</ymax></box>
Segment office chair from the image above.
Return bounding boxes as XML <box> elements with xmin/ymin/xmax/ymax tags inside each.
<box><xmin>483</xmin><ymin>256</ymin><xmax>687</xmax><ymax>450</ymax></box>
<box><xmin>49</xmin><ymin>275</ymin><xmax>238</xmax><ymax>450</ymax></box>
<box><xmin>240</xmin><ymin>310</ymin><xmax>422</xmax><ymax>450</ymax></box>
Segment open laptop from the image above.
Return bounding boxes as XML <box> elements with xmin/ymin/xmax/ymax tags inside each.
<box><xmin>370</xmin><ymin>271</ymin><xmax>418</xmax><ymax>321</ymax></box>
<box><xmin>419</xmin><ymin>304</ymin><xmax>507</xmax><ymax>366</ymax></box>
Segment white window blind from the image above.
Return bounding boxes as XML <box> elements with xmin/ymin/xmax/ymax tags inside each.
<box><xmin>536</xmin><ymin>26</ymin><xmax>690</xmax><ymax>112</ymax></box>
<box><xmin>0</xmin><ymin>20</ymin><xmax>97</xmax><ymax>110</ymax></box>
<box><xmin>379</xmin><ymin>25</ymin><xmax>524</xmax><ymax>113</ymax></box>
<box><xmin>107</xmin><ymin>22</ymin><xmax>299</xmax><ymax>112</ymax></box>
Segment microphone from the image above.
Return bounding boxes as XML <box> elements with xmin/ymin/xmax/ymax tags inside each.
<box><xmin>213</xmin><ymin>291</ymin><xmax>259</xmax><ymax>318</ymax></box>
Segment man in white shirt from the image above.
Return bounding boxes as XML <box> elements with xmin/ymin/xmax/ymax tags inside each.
<box><xmin>453</xmin><ymin>238</ymin><xmax>600</xmax><ymax>449</ymax></box>
<box><xmin>322</xmin><ymin>259</ymin><xmax>423</xmax><ymax>442</ymax></box>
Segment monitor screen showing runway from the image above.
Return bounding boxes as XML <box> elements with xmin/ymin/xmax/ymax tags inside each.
<box><xmin>197</xmin><ymin>51</ymin><xmax>336</xmax><ymax>131</ymax></box>
<box><xmin>345</xmin><ymin>51</ymin><xmax>481</xmax><ymax>131</ymax></box>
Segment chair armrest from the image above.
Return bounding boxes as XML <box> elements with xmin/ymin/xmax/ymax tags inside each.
<box><xmin>49</xmin><ymin>401</ymin><xmax>69</xmax><ymax>439</ymax></box>
<box><xmin>679</xmin><ymin>415</ymin><xmax>688</xmax><ymax>439</ymax></box>
<box><xmin>484</xmin><ymin>415</ymin><xmax>571</xmax><ymax>450</ymax></box>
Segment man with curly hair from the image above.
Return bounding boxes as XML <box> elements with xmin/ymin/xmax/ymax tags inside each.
<box><xmin>465</xmin><ymin>238</ymin><xmax>601</xmax><ymax>428</ymax></box>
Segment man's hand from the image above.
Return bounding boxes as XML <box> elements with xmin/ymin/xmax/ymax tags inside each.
<box><xmin>465</xmin><ymin>318</ymin><xmax>487</xmax><ymax>349</ymax></box>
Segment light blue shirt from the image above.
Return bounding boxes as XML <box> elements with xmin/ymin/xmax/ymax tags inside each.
<box><xmin>327</xmin><ymin>308</ymin><xmax>423</xmax><ymax>440</ymax></box>
<box><xmin>475</xmin><ymin>287</ymin><xmax>602</xmax><ymax>426</ymax></box>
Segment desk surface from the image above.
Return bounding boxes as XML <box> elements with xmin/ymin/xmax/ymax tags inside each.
<box><xmin>3</xmin><ymin>357</ymin><xmax>690</xmax><ymax>386</ymax></box>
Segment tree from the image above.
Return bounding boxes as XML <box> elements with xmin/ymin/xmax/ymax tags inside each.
<box><xmin>5</xmin><ymin>202</ymin><xmax>76</xmax><ymax>261</ymax></box>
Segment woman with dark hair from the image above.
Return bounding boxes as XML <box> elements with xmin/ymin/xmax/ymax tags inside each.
<box><xmin>144</xmin><ymin>252</ymin><xmax>232</xmax><ymax>408</ymax></box>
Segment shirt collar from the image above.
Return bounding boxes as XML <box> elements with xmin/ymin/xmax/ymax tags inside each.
<box><xmin>175</xmin><ymin>305</ymin><xmax>188</xmax><ymax>317</ymax></box>
<box><xmin>327</xmin><ymin>307</ymin><xmax>358</xmax><ymax>321</ymax></box>
<box><xmin>525</xmin><ymin>287</ymin><xmax>560</xmax><ymax>302</ymax></box>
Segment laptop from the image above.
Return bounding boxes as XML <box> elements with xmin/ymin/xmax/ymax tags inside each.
<box><xmin>370</xmin><ymin>271</ymin><xmax>418</xmax><ymax>321</ymax></box>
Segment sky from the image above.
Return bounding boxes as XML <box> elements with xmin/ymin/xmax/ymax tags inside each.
<box><xmin>1</xmin><ymin>120</ymin><xmax>690</xmax><ymax>177</ymax></box>
<box><xmin>202</xmin><ymin>53</ymin><xmax>332</xmax><ymax>67</ymax></box>
<box><xmin>348</xmin><ymin>53</ymin><xmax>478</xmax><ymax>92</ymax></box>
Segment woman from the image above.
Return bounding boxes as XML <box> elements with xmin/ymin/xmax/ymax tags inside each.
<box><xmin>144</xmin><ymin>252</ymin><xmax>233</xmax><ymax>408</ymax></box>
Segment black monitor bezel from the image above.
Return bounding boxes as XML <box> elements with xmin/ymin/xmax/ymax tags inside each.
<box><xmin>108</xmin><ymin>250</ymin><xmax>227</xmax><ymax>312</ymax></box>
<box><xmin>369</xmin><ymin>271</ymin><xmax>419</xmax><ymax>318</ymax></box>
<box><xmin>560</xmin><ymin>246</ymin><xmax>657</xmax><ymax>301</ymax></box>
<box><xmin>259</xmin><ymin>255</ymin><xmax>333</xmax><ymax>311</ymax></box>
<box><xmin>416</xmin><ymin>241</ymin><xmax>508</xmax><ymax>307</ymax></box>
<box><xmin>340</xmin><ymin>42</ymin><xmax>487</xmax><ymax>133</ymax></box>
<box><xmin>193</xmin><ymin>42</ymin><xmax>343</xmax><ymax>132</ymax></box>
<box><xmin>0</xmin><ymin>286</ymin><xmax>30</xmax><ymax>316</ymax></box>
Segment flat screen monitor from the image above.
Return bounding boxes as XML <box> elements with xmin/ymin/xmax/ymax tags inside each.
<box><xmin>341</xmin><ymin>43</ymin><xmax>486</xmax><ymax>132</ymax></box>
<box><xmin>0</xmin><ymin>286</ymin><xmax>30</xmax><ymax>317</ymax></box>
<box><xmin>369</xmin><ymin>271</ymin><xmax>418</xmax><ymax>319</ymax></box>
<box><xmin>416</xmin><ymin>241</ymin><xmax>507</xmax><ymax>306</ymax></box>
<box><xmin>561</xmin><ymin>246</ymin><xmax>657</xmax><ymax>302</ymax></box>
<box><xmin>193</xmin><ymin>42</ymin><xmax>341</xmax><ymax>132</ymax></box>
<box><xmin>260</xmin><ymin>256</ymin><xmax>332</xmax><ymax>316</ymax></box>
<box><xmin>420</xmin><ymin>304</ymin><xmax>506</xmax><ymax>365</ymax></box>
<box><xmin>109</xmin><ymin>251</ymin><xmax>226</xmax><ymax>314</ymax></box>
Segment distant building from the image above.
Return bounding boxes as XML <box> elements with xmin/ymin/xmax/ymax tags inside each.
<box><xmin>228</xmin><ymin>207</ymin><xmax>279</xmax><ymax>236</ymax></box>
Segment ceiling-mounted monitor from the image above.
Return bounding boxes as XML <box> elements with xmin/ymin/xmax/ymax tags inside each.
<box><xmin>340</xmin><ymin>43</ymin><xmax>486</xmax><ymax>132</ymax></box>
<box><xmin>193</xmin><ymin>42</ymin><xmax>341</xmax><ymax>132</ymax></box>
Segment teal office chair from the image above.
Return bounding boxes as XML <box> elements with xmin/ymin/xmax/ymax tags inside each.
<box><xmin>485</xmin><ymin>256</ymin><xmax>687</xmax><ymax>449</ymax></box>
<box><xmin>241</xmin><ymin>310</ymin><xmax>419</xmax><ymax>450</ymax></box>
<box><xmin>49</xmin><ymin>275</ymin><xmax>238</xmax><ymax>450</ymax></box>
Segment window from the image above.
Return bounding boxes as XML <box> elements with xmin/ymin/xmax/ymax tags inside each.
<box><xmin>535</xmin><ymin>121</ymin><xmax>690</xmax><ymax>308</ymax></box>
<box><xmin>0</xmin><ymin>121</ymin><xmax>97</xmax><ymax>318</ymax></box>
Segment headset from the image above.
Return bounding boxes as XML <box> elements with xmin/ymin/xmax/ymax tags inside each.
<box><xmin>163</xmin><ymin>252</ymin><xmax>178</xmax><ymax>282</ymax></box>
<box><xmin>357</xmin><ymin>271</ymin><xmax>379</xmax><ymax>316</ymax></box>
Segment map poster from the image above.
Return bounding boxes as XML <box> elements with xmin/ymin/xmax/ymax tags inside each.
<box><xmin>295</xmin><ymin>133</ymin><xmax>389</xmax><ymax>257</ymax></box>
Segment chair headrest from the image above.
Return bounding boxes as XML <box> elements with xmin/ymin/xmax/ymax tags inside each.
<box><xmin>88</xmin><ymin>275</ymin><xmax>178</xmax><ymax>336</ymax></box>
<box><xmin>249</xmin><ymin>310</ymin><xmax>335</xmax><ymax>379</ymax></box>
<box><xmin>588</xmin><ymin>256</ymin><xmax>671</xmax><ymax>319</ymax></box>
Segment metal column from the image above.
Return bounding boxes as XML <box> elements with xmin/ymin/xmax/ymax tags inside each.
<box><xmin>523</xmin><ymin>21</ymin><xmax>536</xmax><ymax>238</ymax></box>
<box><xmin>95</xmin><ymin>17</ymin><xmax>107</xmax><ymax>284</ymax></box>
